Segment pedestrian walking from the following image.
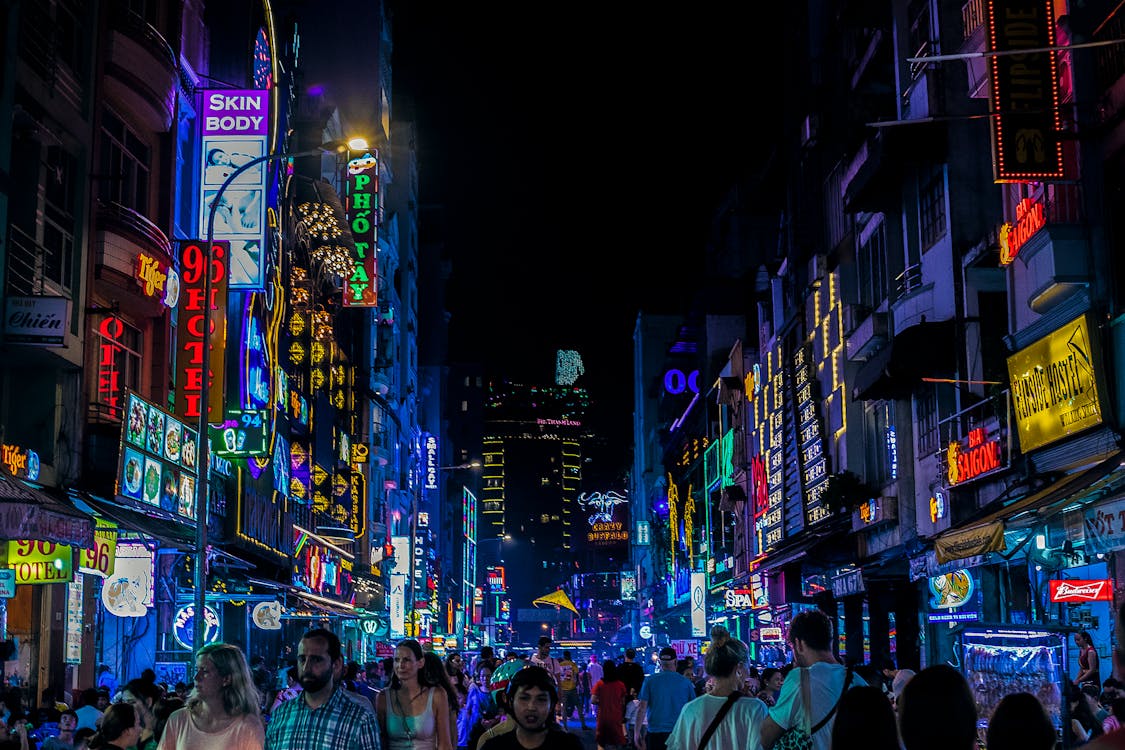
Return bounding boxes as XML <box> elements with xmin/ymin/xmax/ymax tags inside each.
<box><xmin>897</xmin><ymin>664</ymin><xmax>976</xmax><ymax>750</ymax></box>
<box><xmin>86</xmin><ymin>703</ymin><xmax>139</xmax><ymax>750</ymax></box>
<box><xmin>591</xmin><ymin>661</ymin><xmax>627</xmax><ymax>750</ymax></box>
<box><xmin>157</xmin><ymin>642</ymin><xmax>263</xmax><ymax>750</ymax></box>
<box><xmin>425</xmin><ymin>651</ymin><xmax>462</xmax><ymax>744</ymax></box>
<box><xmin>459</xmin><ymin>662</ymin><xmax>494</xmax><ymax>749</ymax></box>
<box><xmin>829</xmin><ymin>685</ymin><xmax>898</xmax><ymax>750</ymax></box>
<box><xmin>666</xmin><ymin>626</ymin><xmax>766</xmax><ymax>750</ymax></box>
<box><xmin>480</xmin><ymin>666</ymin><xmax>581</xmax><ymax>750</ymax></box>
<box><xmin>586</xmin><ymin>656</ymin><xmax>603</xmax><ymax>688</ymax></box>
<box><xmin>376</xmin><ymin>639</ymin><xmax>454</xmax><ymax>750</ymax></box>
<box><xmin>529</xmin><ymin>638</ymin><xmax>562</xmax><ymax>686</ymax></box>
<box><xmin>577</xmin><ymin>666</ymin><xmax>592</xmax><ymax>725</ymax></box>
<box><xmin>264</xmin><ymin>628</ymin><xmax>381</xmax><ymax>750</ymax></box>
<box><xmin>759</xmin><ymin>610</ymin><xmax>865</xmax><ymax>750</ymax></box>
<box><xmin>758</xmin><ymin>669</ymin><xmax>781</xmax><ymax>708</ymax></box>
<box><xmin>635</xmin><ymin>647</ymin><xmax>696</xmax><ymax>750</ymax></box>
<box><xmin>120</xmin><ymin>679</ymin><xmax>161</xmax><ymax>750</ymax></box>
<box><xmin>473</xmin><ymin>659</ymin><xmax>525</xmax><ymax>750</ymax></box>
<box><xmin>618</xmin><ymin>651</ymin><xmax>645</xmax><ymax>702</ymax></box>
<box><xmin>555</xmin><ymin>651</ymin><xmax>583</xmax><ymax>730</ymax></box>
<box><xmin>1078</xmin><ymin>631</ymin><xmax>1103</xmax><ymax>689</ymax></box>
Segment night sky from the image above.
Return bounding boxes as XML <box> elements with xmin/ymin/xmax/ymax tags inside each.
<box><xmin>297</xmin><ymin>4</ymin><xmax>788</xmax><ymax>459</ymax></box>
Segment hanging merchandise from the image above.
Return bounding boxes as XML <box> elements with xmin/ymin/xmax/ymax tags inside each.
<box><xmin>959</xmin><ymin>629</ymin><xmax>1066</xmax><ymax>739</ymax></box>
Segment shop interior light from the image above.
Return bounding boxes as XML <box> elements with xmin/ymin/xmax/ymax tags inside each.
<box><xmin>1035</xmin><ymin>533</ymin><xmax>1046</xmax><ymax>550</ymax></box>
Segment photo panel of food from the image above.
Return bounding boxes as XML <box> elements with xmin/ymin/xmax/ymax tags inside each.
<box><xmin>126</xmin><ymin>395</ymin><xmax>147</xmax><ymax>448</ymax></box>
<box><xmin>147</xmin><ymin>406</ymin><xmax>166</xmax><ymax>456</ymax></box>
<box><xmin>142</xmin><ymin>456</ymin><xmax>163</xmax><ymax>507</ymax></box>
<box><xmin>178</xmin><ymin>475</ymin><xmax>196</xmax><ymax>520</ymax></box>
<box><xmin>120</xmin><ymin>447</ymin><xmax>145</xmax><ymax>501</ymax></box>
<box><xmin>160</xmin><ymin>467</ymin><xmax>179</xmax><ymax>514</ymax></box>
<box><xmin>181</xmin><ymin>427</ymin><xmax>198</xmax><ymax>473</ymax></box>
<box><xmin>165</xmin><ymin>418</ymin><xmax>182</xmax><ymax>463</ymax></box>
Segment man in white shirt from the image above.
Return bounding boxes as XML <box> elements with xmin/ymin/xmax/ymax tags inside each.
<box><xmin>530</xmin><ymin>636</ymin><xmax>562</xmax><ymax>685</ymax></box>
<box><xmin>586</xmin><ymin>654</ymin><xmax>603</xmax><ymax>685</ymax></box>
<box><xmin>760</xmin><ymin>610</ymin><xmax>865</xmax><ymax>750</ymax></box>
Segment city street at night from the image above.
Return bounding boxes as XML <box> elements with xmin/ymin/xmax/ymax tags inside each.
<box><xmin>2</xmin><ymin>1</ymin><xmax>1125</xmax><ymax>749</ymax></box>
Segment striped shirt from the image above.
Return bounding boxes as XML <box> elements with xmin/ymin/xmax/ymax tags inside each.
<box><xmin>265</xmin><ymin>685</ymin><xmax>381</xmax><ymax>750</ymax></box>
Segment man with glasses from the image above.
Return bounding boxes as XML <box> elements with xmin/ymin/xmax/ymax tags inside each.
<box><xmin>634</xmin><ymin>647</ymin><xmax>696</xmax><ymax>750</ymax></box>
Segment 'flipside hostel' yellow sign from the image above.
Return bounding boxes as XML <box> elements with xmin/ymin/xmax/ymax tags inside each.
<box><xmin>1007</xmin><ymin>314</ymin><xmax>1104</xmax><ymax>453</ymax></box>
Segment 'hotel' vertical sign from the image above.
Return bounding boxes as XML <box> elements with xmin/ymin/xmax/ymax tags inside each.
<box><xmin>175</xmin><ymin>240</ymin><xmax>229</xmax><ymax>420</ymax></box>
<box><xmin>986</xmin><ymin>0</ymin><xmax>1065</xmax><ymax>182</ymax></box>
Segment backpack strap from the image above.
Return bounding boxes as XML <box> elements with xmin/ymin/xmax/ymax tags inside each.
<box><xmin>810</xmin><ymin>666</ymin><xmax>854</xmax><ymax>735</ymax></box>
<box><xmin>698</xmin><ymin>692</ymin><xmax>741</xmax><ymax>750</ymax></box>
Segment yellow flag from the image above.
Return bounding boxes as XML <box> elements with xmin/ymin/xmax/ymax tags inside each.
<box><xmin>531</xmin><ymin>589</ymin><xmax>579</xmax><ymax>615</ymax></box>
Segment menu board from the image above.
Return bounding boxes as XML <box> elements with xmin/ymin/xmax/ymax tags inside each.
<box><xmin>119</xmin><ymin>391</ymin><xmax>198</xmax><ymax>519</ymax></box>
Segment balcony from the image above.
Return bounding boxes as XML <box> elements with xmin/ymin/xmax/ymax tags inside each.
<box><xmin>104</xmin><ymin>9</ymin><xmax>178</xmax><ymax>131</ymax></box>
<box><xmin>93</xmin><ymin>201</ymin><xmax>174</xmax><ymax>294</ymax></box>
<box><xmin>6</xmin><ymin>225</ymin><xmax>72</xmax><ymax>299</ymax></box>
<box><xmin>846</xmin><ymin>311</ymin><xmax>889</xmax><ymax>362</ymax></box>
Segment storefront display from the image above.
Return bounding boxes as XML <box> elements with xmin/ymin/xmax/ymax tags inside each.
<box><xmin>960</xmin><ymin>628</ymin><xmax>1066</xmax><ymax>739</ymax></box>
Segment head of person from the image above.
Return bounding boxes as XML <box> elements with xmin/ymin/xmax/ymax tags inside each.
<box><xmin>704</xmin><ymin>625</ymin><xmax>749</xmax><ymax>680</ymax></box>
<box><xmin>207</xmin><ymin>148</ymin><xmax>232</xmax><ymax>166</ymax></box>
<box><xmin>79</xmin><ymin>688</ymin><xmax>99</xmax><ymax>709</ymax></box>
<box><xmin>831</xmin><ymin>685</ymin><xmax>899</xmax><ymax>750</ymax></box>
<box><xmin>87</xmin><ymin>702</ymin><xmax>140</xmax><ymax>750</ymax></box>
<box><xmin>562</xmin><ymin>650</ymin><xmax>572</xmax><ymax>662</ymax></box>
<box><xmin>481</xmin><ymin>646</ymin><xmax>494</xmax><ymax>662</ymax></box>
<box><xmin>658</xmin><ymin>646</ymin><xmax>678</xmax><ymax>671</ymax></box>
<box><xmin>760</xmin><ymin>667</ymin><xmax>782</xmax><ymax>693</ymax></box>
<box><xmin>787</xmin><ymin>609</ymin><xmax>834</xmax><ymax>667</ymax></box>
<box><xmin>153</xmin><ymin>697</ymin><xmax>185</xmax><ymax>744</ymax></box>
<box><xmin>488</xmin><ymin>660</ymin><xmax>526</xmax><ymax>710</ymax></box>
<box><xmin>625</xmin><ymin>648</ymin><xmax>636</xmax><ymax>662</ymax></box>
<box><xmin>189</xmin><ymin>642</ymin><xmax>260</xmax><ymax>718</ymax></box>
<box><xmin>537</xmin><ymin>636</ymin><xmax>552</xmax><ymax>657</ymax></box>
<box><xmin>298</xmin><ymin>628</ymin><xmax>344</xmax><ymax>696</ymax></box>
<box><xmin>602</xmin><ymin>660</ymin><xmax>619</xmax><ymax>682</ymax></box>
<box><xmin>986</xmin><ymin>692</ymin><xmax>1055</xmax><ymax>750</ymax></box>
<box><xmin>121</xmin><ymin>678</ymin><xmax>160</xmax><ymax>729</ymax></box>
<box><xmin>476</xmin><ymin>661</ymin><xmax>494</xmax><ymax>688</ymax></box>
<box><xmin>95</xmin><ymin>688</ymin><xmax>110</xmax><ymax>710</ymax></box>
<box><xmin>505</xmin><ymin>665</ymin><xmax>557</xmax><ymax>732</ymax></box>
<box><xmin>73</xmin><ymin>727</ymin><xmax>95</xmax><ymax>750</ymax></box>
<box><xmin>899</xmin><ymin>664</ymin><xmax>977</xmax><ymax>750</ymax></box>
<box><xmin>1077</xmin><ymin>630</ymin><xmax>1093</xmax><ymax>649</ymax></box>
<box><xmin>445</xmin><ymin>652</ymin><xmax>464</xmax><ymax>675</ymax></box>
<box><xmin>381</xmin><ymin>656</ymin><xmax>395</xmax><ymax>678</ymax></box>
<box><xmin>58</xmin><ymin>710</ymin><xmax>77</xmax><ymax>735</ymax></box>
<box><xmin>390</xmin><ymin>639</ymin><xmax>426</xmax><ymax>689</ymax></box>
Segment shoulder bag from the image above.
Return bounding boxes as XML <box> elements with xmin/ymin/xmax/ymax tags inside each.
<box><xmin>774</xmin><ymin>665</ymin><xmax>854</xmax><ymax>750</ymax></box>
<box><xmin>697</xmin><ymin>691</ymin><xmax>741</xmax><ymax>750</ymax></box>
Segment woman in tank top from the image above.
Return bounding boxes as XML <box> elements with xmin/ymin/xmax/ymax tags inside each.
<box><xmin>377</xmin><ymin>639</ymin><xmax>454</xmax><ymax>750</ymax></box>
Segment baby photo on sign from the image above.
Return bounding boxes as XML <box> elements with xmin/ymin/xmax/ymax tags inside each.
<box><xmin>205</xmin><ymin>189</ymin><xmax>262</xmax><ymax>234</ymax></box>
<box><xmin>203</xmin><ymin>140</ymin><xmax>263</xmax><ymax>185</ymax></box>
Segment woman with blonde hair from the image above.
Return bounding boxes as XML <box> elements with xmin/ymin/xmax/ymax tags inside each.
<box><xmin>667</xmin><ymin>626</ymin><xmax>767</xmax><ymax>750</ymax></box>
<box><xmin>157</xmin><ymin>642</ymin><xmax>264</xmax><ymax>749</ymax></box>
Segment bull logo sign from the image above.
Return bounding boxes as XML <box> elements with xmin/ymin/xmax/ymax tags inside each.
<box><xmin>577</xmin><ymin>490</ymin><xmax>628</xmax><ymax>525</ymax></box>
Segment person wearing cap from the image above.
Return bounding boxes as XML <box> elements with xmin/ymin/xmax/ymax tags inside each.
<box><xmin>635</xmin><ymin>648</ymin><xmax>696</xmax><ymax>750</ymax></box>
<box><xmin>529</xmin><ymin>637</ymin><xmax>562</xmax><ymax>687</ymax></box>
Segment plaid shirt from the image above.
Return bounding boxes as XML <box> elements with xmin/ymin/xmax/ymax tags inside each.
<box><xmin>266</xmin><ymin>685</ymin><xmax>381</xmax><ymax>750</ymax></box>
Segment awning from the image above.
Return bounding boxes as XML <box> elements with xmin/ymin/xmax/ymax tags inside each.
<box><xmin>0</xmin><ymin>472</ymin><xmax>94</xmax><ymax>547</ymax></box>
<box><xmin>72</xmin><ymin>492</ymin><xmax>197</xmax><ymax>549</ymax></box>
<box><xmin>933</xmin><ymin>451</ymin><xmax>1125</xmax><ymax>563</ymax></box>
<box><xmin>852</xmin><ymin>320</ymin><xmax>957</xmax><ymax>401</ymax></box>
<box><xmin>291</xmin><ymin>589</ymin><xmax>358</xmax><ymax>618</ymax></box>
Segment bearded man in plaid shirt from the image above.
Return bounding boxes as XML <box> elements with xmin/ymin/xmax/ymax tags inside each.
<box><xmin>266</xmin><ymin>628</ymin><xmax>381</xmax><ymax>750</ymax></box>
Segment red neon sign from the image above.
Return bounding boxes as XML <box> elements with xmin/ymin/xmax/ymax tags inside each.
<box><xmin>97</xmin><ymin>317</ymin><xmax>127</xmax><ymax>419</ymax></box>
<box><xmin>947</xmin><ymin>428</ymin><xmax>1002</xmax><ymax>485</ymax></box>
<box><xmin>1049</xmin><ymin>579</ymin><xmax>1113</xmax><ymax>602</ymax></box>
<box><xmin>999</xmin><ymin>198</ymin><xmax>1046</xmax><ymax>265</ymax></box>
<box><xmin>174</xmin><ymin>240</ymin><xmax>229</xmax><ymax>420</ymax></box>
<box><xmin>750</xmin><ymin>454</ymin><xmax>768</xmax><ymax>518</ymax></box>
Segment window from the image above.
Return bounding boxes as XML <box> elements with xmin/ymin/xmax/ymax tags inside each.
<box><xmin>918</xmin><ymin>163</ymin><xmax>946</xmax><ymax>250</ymax></box>
<box><xmin>864</xmin><ymin>401</ymin><xmax>897</xmax><ymax>487</ymax></box>
<box><xmin>858</xmin><ymin>219</ymin><xmax>889</xmax><ymax>309</ymax></box>
<box><xmin>42</xmin><ymin>146</ymin><xmax>77</xmax><ymax>293</ymax></box>
<box><xmin>915</xmin><ymin>382</ymin><xmax>954</xmax><ymax>457</ymax></box>
<box><xmin>100</xmin><ymin>110</ymin><xmax>150</xmax><ymax>214</ymax></box>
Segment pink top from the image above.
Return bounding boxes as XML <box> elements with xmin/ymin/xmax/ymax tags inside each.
<box><xmin>157</xmin><ymin>707</ymin><xmax>265</xmax><ymax>750</ymax></box>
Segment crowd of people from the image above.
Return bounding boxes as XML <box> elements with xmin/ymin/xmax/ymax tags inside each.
<box><xmin>16</xmin><ymin>604</ymin><xmax>1125</xmax><ymax>749</ymax></box>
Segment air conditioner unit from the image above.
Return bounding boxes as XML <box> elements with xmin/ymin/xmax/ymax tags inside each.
<box><xmin>801</xmin><ymin>114</ymin><xmax>819</xmax><ymax>147</ymax></box>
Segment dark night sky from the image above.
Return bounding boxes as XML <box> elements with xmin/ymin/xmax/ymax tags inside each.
<box><xmin>297</xmin><ymin>4</ymin><xmax>787</xmax><ymax>457</ymax></box>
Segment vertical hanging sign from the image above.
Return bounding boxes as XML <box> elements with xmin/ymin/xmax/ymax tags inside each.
<box><xmin>175</xmin><ymin>240</ymin><xmax>230</xmax><ymax>421</ymax></box>
<box><xmin>344</xmin><ymin>151</ymin><xmax>379</xmax><ymax>306</ymax></box>
<box><xmin>986</xmin><ymin>0</ymin><xmax>1064</xmax><ymax>182</ymax></box>
<box><xmin>199</xmin><ymin>89</ymin><xmax>270</xmax><ymax>289</ymax></box>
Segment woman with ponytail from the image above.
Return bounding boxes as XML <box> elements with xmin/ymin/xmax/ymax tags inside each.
<box><xmin>87</xmin><ymin>703</ymin><xmax>141</xmax><ymax>750</ymax></box>
<box><xmin>666</xmin><ymin>626</ymin><xmax>767</xmax><ymax>750</ymax></box>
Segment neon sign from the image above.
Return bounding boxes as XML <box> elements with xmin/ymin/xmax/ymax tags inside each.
<box><xmin>999</xmin><ymin>198</ymin><xmax>1046</xmax><ymax>264</ymax></box>
<box><xmin>0</xmin><ymin>444</ymin><xmax>39</xmax><ymax>481</ymax></box>
<box><xmin>174</xmin><ymin>240</ymin><xmax>229</xmax><ymax>420</ymax></box>
<box><xmin>134</xmin><ymin>253</ymin><xmax>179</xmax><ymax>307</ymax></box>
<box><xmin>577</xmin><ymin>490</ymin><xmax>628</xmax><ymax>524</ymax></box>
<box><xmin>423</xmin><ymin>434</ymin><xmax>438</xmax><ymax>490</ymax></box>
<box><xmin>344</xmin><ymin>151</ymin><xmax>379</xmax><ymax>307</ymax></box>
<box><xmin>663</xmin><ymin>369</ymin><xmax>700</xmax><ymax>395</ymax></box>
<box><xmin>1049</xmin><ymin>579</ymin><xmax>1113</xmax><ymax>602</ymax></box>
<box><xmin>946</xmin><ymin>427</ymin><xmax>1002</xmax><ymax>485</ymax></box>
<box><xmin>930</xmin><ymin>491</ymin><xmax>947</xmax><ymax>523</ymax></box>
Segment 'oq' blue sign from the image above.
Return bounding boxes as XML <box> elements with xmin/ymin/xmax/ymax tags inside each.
<box><xmin>664</xmin><ymin>369</ymin><xmax>700</xmax><ymax>395</ymax></box>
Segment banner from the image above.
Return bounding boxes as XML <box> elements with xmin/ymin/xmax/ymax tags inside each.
<box><xmin>934</xmin><ymin>521</ymin><xmax>1006</xmax><ymax>564</ymax></box>
<box><xmin>1085</xmin><ymin>497</ymin><xmax>1125</xmax><ymax>554</ymax></box>
<box><xmin>390</xmin><ymin>573</ymin><xmax>407</xmax><ymax>640</ymax></box>
<box><xmin>691</xmin><ymin>571</ymin><xmax>707</xmax><ymax>637</ymax></box>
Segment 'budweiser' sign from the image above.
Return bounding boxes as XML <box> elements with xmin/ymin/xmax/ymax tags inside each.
<box><xmin>1049</xmin><ymin>579</ymin><xmax>1113</xmax><ymax>603</ymax></box>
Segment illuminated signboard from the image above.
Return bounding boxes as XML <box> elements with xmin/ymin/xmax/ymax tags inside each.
<box><xmin>760</xmin><ymin>626</ymin><xmax>784</xmax><ymax>643</ymax></box>
<box><xmin>0</xmin><ymin>444</ymin><xmax>39</xmax><ymax>481</ymax></box>
<box><xmin>486</xmin><ymin>566</ymin><xmax>506</xmax><ymax>594</ymax></box>
<box><xmin>987</xmin><ymin>0</ymin><xmax>1065</xmax><ymax>182</ymax></box>
<box><xmin>241</xmin><ymin>300</ymin><xmax>271</xmax><ymax>410</ymax></box>
<box><xmin>579</xmin><ymin>490</ymin><xmax>629</xmax><ymax>545</ymax></box>
<box><xmin>102</xmin><ymin>542</ymin><xmax>154</xmax><ymax>617</ymax></box>
<box><xmin>461</xmin><ymin>488</ymin><xmax>477</xmax><ymax>631</ymax></box>
<box><xmin>96</xmin><ymin>317</ymin><xmax>133</xmax><ymax>419</ymax></box>
<box><xmin>794</xmin><ymin>344</ymin><xmax>829</xmax><ymax>525</ymax></box>
<box><xmin>1049</xmin><ymin>579</ymin><xmax>1113</xmax><ymax>602</ymax></box>
<box><xmin>134</xmin><ymin>252</ymin><xmax>180</xmax><ymax>307</ymax></box>
<box><xmin>423</xmin><ymin>434</ymin><xmax>438</xmax><ymax>490</ymax></box>
<box><xmin>209</xmin><ymin>410</ymin><xmax>268</xmax><ymax>457</ymax></box>
<box><xmin>344</xmin><ymin>151</ymin><xmax>379</xmax><ymax>307</ymax></box>
<box><xmin>6</xmin><ymin>540</ymin><xmax>72</xmax><ymax>584</ymax></box>
<box><xmin>65</xmin><ymin>574</ymin><xmax>83</xmax><ymax>664</ymax></box>
<box><xmin>664</xmin><ymin>369</ymin><xmax>700</xmax><ymax>395</ymax></box>
<box><xmin>946</xmin><ymin>427</ymin><xmax>1003</xmax><ymax>485</ymax></box>
<box><xmin>999</xmin><ymin>198</ymin><xmax>1046</xmax><ymax>264</ymax></box>
<box><xmin>77</xmin><ymin>518</ymin><xmax>117</xmax><ymax>579</ymax></box>
<box><xmin>621</xmin><ymin>570</ymin><xmax>637</xmax><ymax>601</ymax></box>
<box><xmin>119</xmin><ymin>391</ymin><xmax>198</xmax><ymax>520</ymax></box>
<box><xmin>3</xmin><ymin>295</ymin><xmax>68</xmax><ymax>347</ymax></box>
<box><xmin>930</xmin><ymin>491</ymin><xmax>947</xmax><ymax>524</ymax></box>
<box><xmin>198</xmin><ymin>89</ymin><xmax>269</xmax><ymax>289</ymax></box>
<box><xmin>929</xmin><ymin>570</ymin><xmax>974</xmax><ymax>610</ymax></box>
<box><xmin>1007</xmin><ymin>314</ymin><xmax>1104</xmax><ymax>453</ymax></box>
<box><xmin>175</xmin><ymin>240</ymin><xmax>229</xmax><ymax>421</ymax></box>
<box><xmin>173</xmin><ymin>604</ymin><xmax>221</xmax><ymax>649</ymax></box>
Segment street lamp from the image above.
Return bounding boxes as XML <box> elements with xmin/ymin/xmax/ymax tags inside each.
<box><xmin>192</xmin><ymin>136</ymin><xmax>368</xmax><ymax>651</ymax></box>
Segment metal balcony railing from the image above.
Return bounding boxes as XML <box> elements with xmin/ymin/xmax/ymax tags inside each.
<box><xmin>893</xmin><ymin>263</ymin><xmax>923</xmax><ymax>301</ymax></box>
<box><xmin>962</xmin><ymin>0</ymin><xmax>986</xmax><ymax>41</ymax></box>
<box><xmin>96</xmin><ymin>200</ymin><xmax>173</xmax><ymax>257</ymax></box>
<box><xmin>6</xmin><ymin>225</ymin><xmax>71</xmax><ymax>298</ymax></box>
<box><xmin>1096</xmin><ymin>6</ymin><xmax>1125</xmax><ymax>93</ymax></box>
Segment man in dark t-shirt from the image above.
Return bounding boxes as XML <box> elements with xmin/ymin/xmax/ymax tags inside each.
<box><xmin>481</xmin><ymin>666</ymin><xmax>583</xmax><ymax>750</ymax></box>
<box><xmin>619</xmin><ymin>649</ymin><xmax>646</xmax><ymax>699</ymax></box>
